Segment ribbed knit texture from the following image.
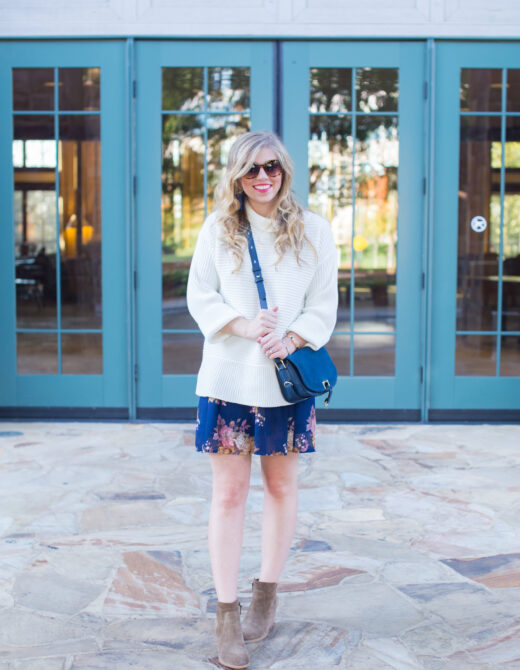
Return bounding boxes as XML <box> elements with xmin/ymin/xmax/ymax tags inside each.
<box><xmin>186</xmin><ymin>201</ymin><xmax>338</xmax><ymax>407</ymax></box>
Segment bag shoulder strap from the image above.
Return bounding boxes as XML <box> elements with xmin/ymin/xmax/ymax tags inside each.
<box><xmin>246</xmin><ymin>225</ymin><xmax>268</xmax><ymax>310</ymax></box>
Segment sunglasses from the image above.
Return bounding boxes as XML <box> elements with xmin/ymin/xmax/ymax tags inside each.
<box><xmin>243</xmin><ymin>160</ymin><xmax>283</xmax><ymax>179</ymax></box>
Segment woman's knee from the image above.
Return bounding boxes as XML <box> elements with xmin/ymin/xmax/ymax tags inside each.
<box><xmin>212</xmin><ymin>478</ymin><xmax>249</xmax><ymax>510</ymax></box>
<box><xmin>210</xmin><ymin>454</ymin><xmax>251</xmax><ymax>510</ymax></box>
<box><xmin>262</xmin><ymin>471</ymin><xmax>297</xmax><ymax>500</ymax></box>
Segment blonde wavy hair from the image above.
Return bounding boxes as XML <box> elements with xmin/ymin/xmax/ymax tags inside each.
<box><xmin>213</xmin><ymin>130</ymin><xmax>309</xmax><ymax>270</ymax></box>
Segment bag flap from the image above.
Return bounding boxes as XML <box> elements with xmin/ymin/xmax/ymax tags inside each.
<box><xmin>285</xmin><ymin>346</ymin><xmax>337</xmax><ymax>392</ymax></box>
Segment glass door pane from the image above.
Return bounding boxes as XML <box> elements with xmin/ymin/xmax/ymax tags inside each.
<box><xmin>161</xmin><ymin>66</ymin><xmax>250</xmax><ymax>375</ymax></box>
<box><xmin>308</xmin><ymin>69</ymin><xmax>399</xmax><ymax>377</ymax></box>
<box><xmin>456</xmin><ymin>68</ymin><xmax>520</xmax><ymax>378</ymax></box>
<box><xmin>135</xmin><ymin>41</ymin><xmax>274</xmax><ymax>414</ymax></box>
<box><xmin>431</xmin><ymin>43</ymin><xmax>520</xmax><ymax>416</ymax></box>
<box><xmin>283</xmin><ymin>42</ymin><xmax>425</xmax><ymax>415</ymax></box>
<box><xmin>13</xmin><ymin>67</ymin><xmax>102</xmax><ymax>375</ymax></box>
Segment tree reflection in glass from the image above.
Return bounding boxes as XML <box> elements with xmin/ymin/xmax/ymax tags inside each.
<box><xmin>309</xmin><ymin>67</ymin><xmax>399</xmax><ymax>375</ymax></box>
<box><xmin>161</xmin><ymin>67</ymin><xmax>250</xmax><ymax>370</ymax></box>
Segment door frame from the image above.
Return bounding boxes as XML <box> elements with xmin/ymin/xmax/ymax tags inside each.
<box><xmin>0</xmin><ymin>40</ymin><xmax>130</xmax><ymax>418</ymax></box>
<box><xmin>134</xmin><ymin>40</ymin><xmax>275</xmax><ymax>418</ymax></box>
<box><xmin>282</xmin><ymin>40</ymin><xmax>427</xmax><ymax>419</ymax></box>
<box><xmin>430</xmin><ymin>41</ymin><xmax>520</xmax><ymax>420</ymax></box>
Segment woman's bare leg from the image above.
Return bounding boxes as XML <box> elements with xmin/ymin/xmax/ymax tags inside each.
<box><xmin>208</xmin><ymin>454</ymin><xmax>252</xmax><ymax>602</ymax></box>
<box><xmin>259</xmin><ymin>453</ymin><xmax>299</xmax><ymax>583</ymax></box>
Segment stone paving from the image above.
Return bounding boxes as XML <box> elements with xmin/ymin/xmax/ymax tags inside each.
<box><xmin>0</xmin><ymin>420</ymin><xmax>520</xmax><ymax>669</ymax></box>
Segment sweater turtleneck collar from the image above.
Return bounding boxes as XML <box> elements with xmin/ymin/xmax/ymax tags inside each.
<box><xmin>245</xmin><ymin>200</ymin><xmax>277</xmax><ymax>233</ymax></box>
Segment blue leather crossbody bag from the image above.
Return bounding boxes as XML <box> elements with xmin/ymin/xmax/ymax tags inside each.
<box><xmin>245</xmin><ymin>223</ymin><xmax>337</xmax><ymax>406</ymax></box>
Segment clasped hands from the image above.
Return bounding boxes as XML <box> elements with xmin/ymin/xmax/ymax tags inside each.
<box><xmin>249</xmin><ymin>307</ymin><xmax>297</xmax><ymax>360</ymax></box>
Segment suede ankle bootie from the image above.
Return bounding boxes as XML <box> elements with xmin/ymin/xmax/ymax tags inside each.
<box><xmin>216</xmin><ymin>600</ymin><xmax>250</xmax><ymax>670</ymax></box>
<box><xmin>242</xmin><ymin>578</ymin><xmax>278</xmax><ymax>644</ymax></box>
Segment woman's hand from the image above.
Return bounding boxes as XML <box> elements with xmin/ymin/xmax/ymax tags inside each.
<box><xmin>257</xmin><ymin>332</ymin><xmax>297</xmax><ymax>360</ymax></box>
<box><xmin>245</xmin><ymin>306</ymin><xmax>278</xmax><ymax>340</ymax></box>
<box><xmin>219</xmin><ymin>307</ymin><xmax>278</xmax><ymax>340</ymax></box>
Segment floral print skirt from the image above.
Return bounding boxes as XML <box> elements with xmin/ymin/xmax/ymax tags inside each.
<box><xmin>195</xmin><ymin>396</ymin><xmax>316</xmax><ymax>456</ymax></box>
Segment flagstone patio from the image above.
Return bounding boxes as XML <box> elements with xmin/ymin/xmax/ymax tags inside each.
<box><xmin>0</xmin><ymin>420</ymin><xmax>519</xmax><ymax>669</ymax></box>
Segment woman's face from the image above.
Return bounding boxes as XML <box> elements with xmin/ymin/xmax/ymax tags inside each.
<box><xmin>240</xmin><ymin>146</ymin><xmax>283</xmax><ymax>217</ymax></box>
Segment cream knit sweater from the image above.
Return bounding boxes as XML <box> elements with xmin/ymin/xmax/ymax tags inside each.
<box><xmin>186</xmin><ymin>201</ymin><xmax>338</xmax><ymax>407</ymax></box>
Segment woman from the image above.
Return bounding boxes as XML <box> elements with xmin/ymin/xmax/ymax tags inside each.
<box><xmin>187</xmin><ymin>130</ymin><xmax>338</xmax><ymax>669</ymax></box>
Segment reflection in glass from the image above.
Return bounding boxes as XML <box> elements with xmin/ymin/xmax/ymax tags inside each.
<box><xmin>59</xmin><ymin>115</ymin><xmax>102</xmax><ymax>330</ymax></box>
<box><xmin>13</xmin><ymin>115</ymin><xmax>57</xmax><ymax>329</ymax></box>
<box><xmin>460</xmin><ymin>69</ymin><xmax>502</xmax><ymax>112</ymax></box>
<box><xmin>162</xmin><ymin>263</ymin><xmax>193</xmax><ymax>331</ymax></box>
<box><xmin>500</xmin><ymin>336</ymin><xmax>520</xmax><ymax>376</ymax></box>
<box><xmin>354</xmin><ymin>116</ymin><xmax>398</xmax><ymax>328</ymax></box>
<box><xmin>309</xmin><ymin>115</ymin><xmax>353</xmax><ymax>264</ymax></box>
<box><xmin>162</xmin><ymin>116</ymin><xmax>204</xmax><ymax>329</ymax></box>
<box><xmin>309</xmin><ymin>67</ymin><xmax>400</xmax><ymax>377</ymax></box>
<box><xmin>15</xmin><ymin>192</ymin><xmax>57</xmax><ymax>329</ymax></box>
<box><xmin>323</xmin><ymin>334</ymin><xmax>350</xmax><ymax>376</ymax></box>
<box><xmin>507</xmin><ymin>69</ymin><xmax>520</xmax><ymax>113</ymax></box>
<box><xmin>354</xmin><ymin>334</ymin><xmax>395</xmax><ymax>376</ymax></box>
<box><xmin>62</xmin><ymin>333</ymin><xmax>102</xmax><ymax>374</ymax></box>
<box><xmin>162</xmin><ymin>116</ymin><xmax>204</xmax><ymax>254</ymax></box>
<box><xmin>310</xmin><ymin>68</ymin><xmax>351</xmax><ymax>113</ymax></box>
<box><xmin>163</xmin><ymin>332</ymin><xmax>204</xmax><ymax>374</ymax></box>
<box><xmin>162</xmin><ymin>67</ymin><xmax>204</xmax><ymax>111</ymax></box>
<box><xmin>163</xmin><ymin>310</ymin><xmax>198</xmax><ymax>332</ymax></box>
<box><xmin>17</xmin><ymin>333</ymin><xmax>58</xmax><ymax>374</ymax></box>
<box><xmin>208</xmin><ymin>67</ymin><xmax>250</xmax><ymax>112</ymax></box>
<box><xmin>59</xmin><ymin>68</ymin><xmax>100</xmax><ymax>111</ymax></box>
<box><xmin>502</xmin><ymin>119</ymin><xmax>520</xmax><ymax>331</ymax></box>
<box><xmin>13</xmin><ymin>68</ymin><xmax>54</xmax><ymax>111</ymax></box>
<box><xmin>161</xmin><ymin>67</ymin><xmax>250</xmax><ymax>367</ymax></box>
<box><xmin>207</xmin><ymin>114</ymin><xmax>250</xmax><ymax>206</ymax></box>
<box><xmin>457</xmin><ymin>115</ymin><xmax>501</xmax><ymax>331</ymax></box>
<box><xmin>455</xmin><ymin>335</ymin><xmax>496</xmax><ymax>376</ymax></box>
<box><xmin>356</xmin><ymin>68</ymin><xmax>398</xmax><ymax>112</ymax></box>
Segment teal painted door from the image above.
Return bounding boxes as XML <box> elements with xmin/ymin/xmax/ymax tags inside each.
<box><xmin>430</xmin><ymin>43</ymin><xmax>520</xmax><ymax>418</ymax></box>
<box><xmin>135</xmin><ymin>41</ymin><xmax>274</xmax><ymax>416</ymax></box>
<box><xmin>282</xmin><ymin>42</ymin><xmax>426</xmax><ymax>418</ymax></box>
<box><xmin>0</xmin><ymin>41</ymin><xmax>129</xmax><ymax>416</ymax></box>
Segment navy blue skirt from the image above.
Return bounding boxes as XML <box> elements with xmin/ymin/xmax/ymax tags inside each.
<box><xmin>195</xmin><ymin>396</ymin><xmax>316</xmax><ymax>456</ymax></box>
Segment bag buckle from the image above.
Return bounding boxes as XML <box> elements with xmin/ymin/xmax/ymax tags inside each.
<box><xmin>322</xmin><ymin>380</ymin><xmax>330</xmax><ymax>390</ymax></box>
<box><xmin>275</xmin><ymin>359</ymin><xmax>287</xmax><ymax>371</ymax></box>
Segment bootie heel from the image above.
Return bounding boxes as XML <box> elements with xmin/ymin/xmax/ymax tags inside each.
<box><xmin>242</xmin><ymin>578</ymin><xmax>278</xmax><ymax>644</ymax></box>
<box><xmin>216</xmin><ymin>600</ymin><xmax>250</xmax><ymax>669</ymax></box>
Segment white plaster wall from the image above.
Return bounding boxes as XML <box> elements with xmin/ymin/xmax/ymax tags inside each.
<box><xmin>0</xmin><ymin>0</ymin><xmax>520</xmax><ymax>37</ymax></box>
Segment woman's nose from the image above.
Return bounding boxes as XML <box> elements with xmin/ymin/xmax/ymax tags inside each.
<box><xmin>256</xmin><ymin>166</ymin><xmax>269</xmax><ymax>179</ymax></box>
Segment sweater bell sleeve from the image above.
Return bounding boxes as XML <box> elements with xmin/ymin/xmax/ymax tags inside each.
<box><xmin>186</xmin><ymin>219</ymin><xmax>242</xmax><ymax>343</ymax></box>
<box><xmin>287</xmin><ymin>223</ymin><xmax>338</xmax><ymax>350</ymax></box>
